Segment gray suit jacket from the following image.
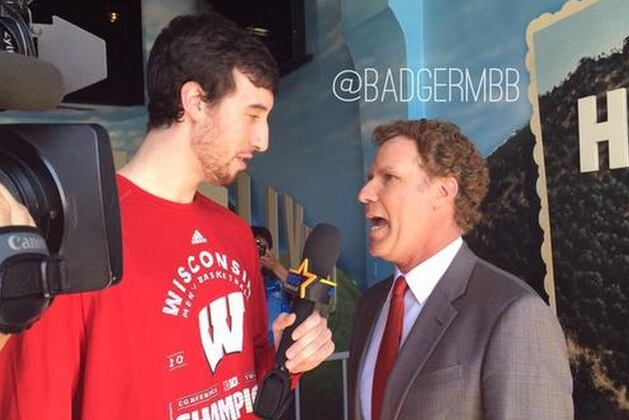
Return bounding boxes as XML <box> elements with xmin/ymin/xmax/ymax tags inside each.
<box><xmin>348</xmin><ymin>243</ymin><xmax>573</xmax><ymax>420</ymax></box>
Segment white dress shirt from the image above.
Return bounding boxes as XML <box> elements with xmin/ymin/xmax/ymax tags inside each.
<box><xmin>359</xmin><ymin>237</ymin><xmax>462</xmax><ymax>420</ymax></box>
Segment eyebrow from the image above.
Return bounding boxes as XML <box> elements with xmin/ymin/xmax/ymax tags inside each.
<box><xmin>366</xmin><ymin>165</ymin><xmax>393</xmax><ymax>178</ymax></box>
<box><xmin>248</xmin><ymin>104</ymin><xmax>269</xmax><ymax>111</ymax></box>
<box><xmin>379</xmin><ymin>165</ymin><xmax>399</xmax><ymax>173</ymax></box>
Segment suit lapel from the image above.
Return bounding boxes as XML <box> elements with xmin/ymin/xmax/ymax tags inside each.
<box><xmin>380</xmin><ymin>244</ymin><xmax>478</xmax><ymax>420</ymax></box>
<box><xmin>352</xmin><ymin>276</ymin><xmax>393</xmax><ymax>420</ymax></box>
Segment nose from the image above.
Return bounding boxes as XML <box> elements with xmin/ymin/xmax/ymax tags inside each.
<box><xmin>252</xmin><ymin>123</ymin><xmax>269</xmax><ymax>153</ymax></box>
<box><xmin>358</xmin><ymin>179</ymin><xmax>376</xmax><ymax>204</ymax></box>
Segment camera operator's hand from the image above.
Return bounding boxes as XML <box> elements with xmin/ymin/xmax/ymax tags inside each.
<box><xmin>0</xmin><ymin>183</ymin><xmax>35</xmax><ymax>227</ymax></box>
<box><xmin>260</xmin><ymin>254</ymin><xmax>289</xmax><ymax>282</ymax></box>
<box><xmin>0</xmin><ymin>183</ymin><xmax>36</xmax><ymax>351</ymax></box>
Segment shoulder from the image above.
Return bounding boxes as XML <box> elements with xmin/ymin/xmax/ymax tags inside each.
<box><xmin>466</xmin><ymin>255</ymin><xmax>543</xmax><ymax>309</ymax></box>
<box><xmin>452</xmin><ymin>247</ymin><xmax>559</xmax><ymax>336</ymax></box>
<box><xmin>195</xmin><ymin>194</ymin><xmax>250</xmax><ymax>232</ymax></box>
<box><xmin>467</xmin><ymin>258</ymin><xmax>566</xmax><ymax>345</ymax></box>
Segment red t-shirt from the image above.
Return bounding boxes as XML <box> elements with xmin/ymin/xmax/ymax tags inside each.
<box><xmin>0</xmin><ymin>175</ymin><xmax>275</xmax><ymax>419</ymax></box>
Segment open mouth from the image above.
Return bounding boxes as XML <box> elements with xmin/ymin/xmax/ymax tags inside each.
<box><xmin>369</xmin><ymin>216</ymin><xmax>389</xmax><ymax>231</ymax></box>
<box><xmin>237</xmin><ymin>155</ymin><xmax>251</xmax><ymax>169</ymax></box>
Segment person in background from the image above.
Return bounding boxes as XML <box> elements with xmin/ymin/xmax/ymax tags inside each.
<box><xmin>252</xmin><ymin>225</ymin><xmax>291</xmax><ymax>345</ymax></box>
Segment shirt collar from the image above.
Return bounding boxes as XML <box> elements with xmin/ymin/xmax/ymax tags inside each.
<box><xmin>394</xmin><ymin>237</ymin><xmax>463</xmax><ymax>305</ymax></box>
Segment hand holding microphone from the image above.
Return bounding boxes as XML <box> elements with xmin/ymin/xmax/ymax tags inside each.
<box><xmin>271</xmin><ymin>308</ymin><xmax>333</xmax><ymax>373</ymax></box>
<box><xmin>254</xmin><ymin>223</ymin><xmax>341</xmax><ymax>419</ymax></box>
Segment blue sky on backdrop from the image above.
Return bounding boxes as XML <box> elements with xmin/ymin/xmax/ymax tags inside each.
<box><xmin>420</xmin><ymin>0</ymin><xmax>568</xmax><ymax>155</ymax></box>
<box><xmin>535</xmin><ymin>0</ymin><xmax>629</xmax><ymax>94</ymax></box>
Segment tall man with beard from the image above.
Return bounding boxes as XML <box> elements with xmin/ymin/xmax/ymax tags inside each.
<box><xmin>0</xmin><ymin>13</ymin><xmax>334</xmax><ymax>419</ymax></box>
<box><xmin>348</xmin><ymin>119</ymin><xmax>573</xmax><ymax>420</ymax></box>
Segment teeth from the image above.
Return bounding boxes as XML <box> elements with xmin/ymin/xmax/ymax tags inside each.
<box><xmin>369</xmin><ymin>217</ymin><xmax>387</xmax><ymax>229</ymax></box>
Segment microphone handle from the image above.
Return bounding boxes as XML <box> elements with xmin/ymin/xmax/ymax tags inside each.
<box><xmin>275</xmin><ymin>299</ymin><xmax>315</xmax><ymax>368</ymax></box>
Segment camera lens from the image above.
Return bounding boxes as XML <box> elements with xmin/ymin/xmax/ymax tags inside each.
<box><xmin>256</xmin><ymin>240</ymin><xmax>268</xmax><ymax>257</ymax></box>
<box><xmin>0</xmin><ymin>130</ymin><xmax>63</xmax><ymax>252</ymax></box>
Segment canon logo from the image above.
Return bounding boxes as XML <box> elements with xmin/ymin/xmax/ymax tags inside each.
<box><xmin>7</xmin><ymin>235</ymin><xmax>46</xmax><ymax>251</ymax></box>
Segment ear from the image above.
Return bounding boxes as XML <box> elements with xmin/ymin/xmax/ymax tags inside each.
<box><xmin>180</xmin><ymin>81</ymin><xmax>206</xmax><ymax>123</ymax></box>
<box><xmin>436</xmin><ymin>176</ymin><xmax>458</xmax><ymax>205</ymax></box>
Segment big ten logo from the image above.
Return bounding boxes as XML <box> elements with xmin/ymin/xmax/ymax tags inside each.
<box><xmin>577</xmin><ymin>87</ymin><xmax>629</xmax><ymax>172</ymax></box>
<box><xmin>243</xmin><ymin>371</ymin><xmax>256</xmax><ymax>384</ymax></box>
<box><xmin>199</xmin><ymin>292</ymin><xmax>245</xmax><ymax>373</ymax></box>
<box><xmin>167</xmin><ymin>351</ymin><xmax>187</xmax><ymax>371</ymax></box>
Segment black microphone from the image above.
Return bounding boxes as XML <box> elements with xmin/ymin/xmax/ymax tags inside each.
<box><xmin>254</xmin><ymin>223</ymin><xmax>341</xmax><ymax>420</ymax></box>
<box><xmin>0</xmin><ymin>52</ymin><xmax>64</xmax><ymax>111</ymax></box>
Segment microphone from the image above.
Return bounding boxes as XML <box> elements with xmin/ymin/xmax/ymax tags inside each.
<box><xmin>0</xmin><ymin>52</ymin><xmax>64</xmax><ymax>111</ymax></box>
<box><xmin>254</xmin><ymin>223</ymin><xmax>341</xmax><ymax>420</ymax></box>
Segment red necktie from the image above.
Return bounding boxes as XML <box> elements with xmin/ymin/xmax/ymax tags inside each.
<box><xmin>372</xmin><ymin>275</ymin><xmax>408</xmax><ymax>420</ymax></box>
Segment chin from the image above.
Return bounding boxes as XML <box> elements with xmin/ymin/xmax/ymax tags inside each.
<box><xmin>206</xmin><ymin>171</ymin><xmax>238</xmax><ymax>186</ymax></box>
<box><xmin>368</xmin><ymin>243</ymin><xmax>386</xmax><ymax>259</ymax></box>
<box><xmin>370</xmin><ymin>243</ymin><xmax>401</xmax><ymax>266</ymax></box>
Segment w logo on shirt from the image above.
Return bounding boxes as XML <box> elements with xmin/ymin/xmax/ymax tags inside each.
<box><xmin>198</xmin><ymin>292</ymin><xmax>245</xmax><ymax>373</ymax></box>
<box><xmin>191</xmin><ymin>229</ymin><xmax>207</xmax><ymax>244</ymax></box>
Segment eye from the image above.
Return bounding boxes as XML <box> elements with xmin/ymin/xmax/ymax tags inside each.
<box><xmin>383</xmin><ymin>173</ymin><xmax>396</xmax><ymax>182</ymax></box>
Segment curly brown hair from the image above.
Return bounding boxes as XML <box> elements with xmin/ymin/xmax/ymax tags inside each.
<box><xmin>373</xmin><ymin>119</ymin><xmax>489</xmax><ymax>233</ymax></box>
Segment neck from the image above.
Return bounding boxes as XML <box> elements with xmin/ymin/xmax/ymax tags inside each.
<box><xmin>398</xmin><ymin>230</ymin><xmax>462</xmax><ymax>274</ymax></box>
<box><xmin>118</xmin><ymin>125</ymin><xmax>204</xmax><ymax>203</ymax></box>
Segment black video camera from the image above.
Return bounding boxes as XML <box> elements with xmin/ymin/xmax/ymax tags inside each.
<box><xmin>0</xmin><ymin>0</ymin><xmax>122</xmax><ymax>334</ymax></box>
<box><xmin>0</xmin><ymin>124</ymin><xmax>123</xmax><ymax>333</ymax></box>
